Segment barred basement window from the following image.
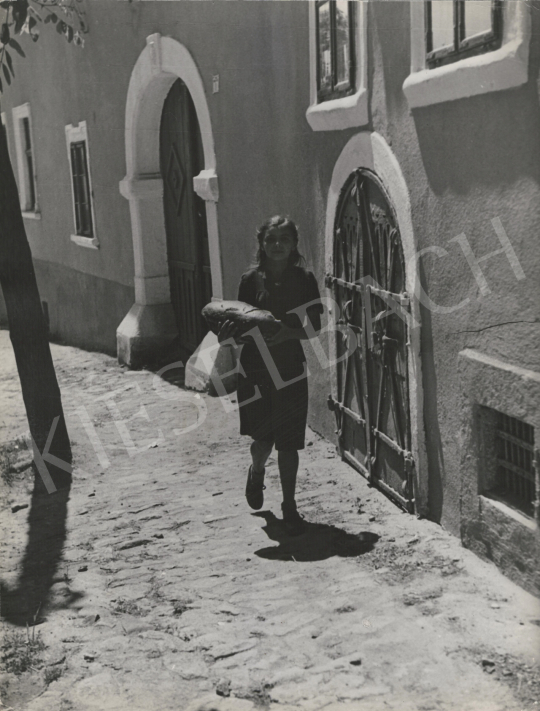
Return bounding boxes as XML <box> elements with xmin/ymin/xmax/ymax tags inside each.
<box><xmin>491</xmin><ymin>411</ymin><xmax>539</xmax><ymax>519</ymax></box>
<box><xmin>70</xmin><ymin>141</ymin><xmax>93</xmax><ymax>237</ymax></box>
<box><xmin>316</xmin><ymin>0</ymin><xmax>356</xmax><ymax>102</ymax></box>
<box><xmin>426</xmin><ymin>0</ymin><xmax>503</xmax><ymax>69</ymax></box>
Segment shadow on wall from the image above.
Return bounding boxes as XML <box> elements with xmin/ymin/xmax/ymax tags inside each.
<box><xmin>0</xmin><ymin>288</ymin><xmax>7</xmax><ymax>327</ymax></box>
<box><xmin>411</xmin><ymin>83</ymin><xmax>540</xmax><ymax>197</ymax></box>
<box><xmin>370</xmin><ymin>0</ymin><xmax>411</xmax><ymax>120</ymax></box>
<box><xmin>418</xmin><ymin>261</ymin><xmax>444</xmax><ymax>523</ymax></box>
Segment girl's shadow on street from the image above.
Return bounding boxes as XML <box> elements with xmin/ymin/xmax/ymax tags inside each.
<box><xmin>253</xmin><ymin>511</ymin><xmax>379</xmax><ymax>562</ymax></box>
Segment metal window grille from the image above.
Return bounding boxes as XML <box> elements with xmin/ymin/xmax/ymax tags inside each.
<box><xmin>22</xmin><ymin>117</ymin><xmax>37</xmax><ymax>211</ymax></box>
<box><xmin>425</xmin><ymin>0</ymin><xmax>503</xmax><ymax>69</ymax></box>
<box><xmin>316</xmin><ymin>0</ymin><xmax>356</xmax><ymax>102</ymax></box>
<box><xmin>494</xmin><ymin>412</ymin><xmax>539</xmax><ymax>520</ymax></box>
<box><xmin>70</xmin><ymin>140</ymin><xmax>93</xmax><ymax>237</ymax></box>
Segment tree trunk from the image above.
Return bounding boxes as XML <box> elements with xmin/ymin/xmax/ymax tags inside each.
<box><xmin>0</xmin><ymin>111</ymin><xmax>71</xmax><ymax>492</ymax></box>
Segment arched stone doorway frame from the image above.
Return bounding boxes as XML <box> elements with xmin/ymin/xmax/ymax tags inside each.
<box><xmin>325</xmin><ymin>131</ymin><xmax>428</xmax><ymax>516</ymax></box>
<box><xmin>117</xmin><ymin>33</ymin><xmax>222</xmax><ymax>366</ymax></box>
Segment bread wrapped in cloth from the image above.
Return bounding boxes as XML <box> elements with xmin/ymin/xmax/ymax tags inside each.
<box><xmin>202</xmin><ymin>300</ymin><xmax>281</xmax><ymax>343</ymax></box>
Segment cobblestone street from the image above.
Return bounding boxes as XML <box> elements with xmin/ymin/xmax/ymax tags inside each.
<box><xmin>1</xmin><ymin>331</ymin><xmax>539</xmax><ymax>711</ymax></box>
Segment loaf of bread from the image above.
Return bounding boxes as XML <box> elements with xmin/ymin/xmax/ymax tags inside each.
<box><xmin>202</xmin><ymin>300</ymin><xmax>281</xmax><ymax>342</ymax></box>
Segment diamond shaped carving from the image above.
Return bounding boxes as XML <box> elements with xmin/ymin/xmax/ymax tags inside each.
<box><xmin>166</xmin><ymin>142</ymin><xmax>186</xmax><ymax>216</ymax></box>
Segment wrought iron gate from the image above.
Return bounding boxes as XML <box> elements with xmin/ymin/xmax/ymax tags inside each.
<box><xmin>160</xmin><ymin>79</ymin><xmax>212</xmax><ymax>353</ymax></box>
<box><xmin>326</xmin><ymin>169</ymin><xmax>415</xmax><ymax>512</ymax></box>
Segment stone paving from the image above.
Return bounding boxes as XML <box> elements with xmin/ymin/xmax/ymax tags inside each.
<box><xmin>0</xmin><ymin>330</ymin><xmax>539</xmax><ymax>711</ymax></box>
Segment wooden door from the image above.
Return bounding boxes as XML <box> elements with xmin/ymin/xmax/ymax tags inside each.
<box><xmin>326</xmin><ymin>170</ymin><xmax>415</xmax><ymax>512</ymax></box>
<box><xmin>160</xmin><ymin>79</ymin><xmax>212</xmax><ymax>353</ymax></box>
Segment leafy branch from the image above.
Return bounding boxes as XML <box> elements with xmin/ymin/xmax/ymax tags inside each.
<box><xmin>0</xmin><ymin>0</ymin><xmax>87</xmax><ymax>93</ymax></box>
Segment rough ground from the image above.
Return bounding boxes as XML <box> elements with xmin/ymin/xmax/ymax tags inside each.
<box><xmin>0</xmin><ymin>329</ymin><xmax>539</xmax><ymax>711</ymax></box>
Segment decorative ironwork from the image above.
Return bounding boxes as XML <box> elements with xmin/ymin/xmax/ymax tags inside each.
<box><xmin>327</xmin><ymin>169</ymin><xmax>414</xmax><ymax>511</ymax></box>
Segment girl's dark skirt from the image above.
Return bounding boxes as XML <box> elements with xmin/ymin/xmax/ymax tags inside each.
<box><xmin>237</xmin><ymin>367</ymin><xmax>309</xmax><ymax>451</ymax></box>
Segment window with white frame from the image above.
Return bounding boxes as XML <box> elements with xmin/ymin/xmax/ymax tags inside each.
<box><xmin>316</xmin><ymin>1</ymin><xmax>356</xmax><ymax>102</ymax></box>
<box><xmin>65</xmin><ymin>121</ymin><xmax>98</xmax><ymax>248</ymax></box>
<box><xmin>403</xmin><ymin>0</ymin><xmax>531</xmax><ymax>109</ymax></box>
<box><xmin>12</xmin><ymin>103</ymin><xmax>40</xmax><ymax>218</ymax></box>
<box><xmin>426</xmin><ymin>1</ymin><xmax>503</xmax><ymax>68</ymax></box>
<box><xmin>306</xmin><ymin>0</ymin><xmax>368</xmax><ymax>131</ymax></box>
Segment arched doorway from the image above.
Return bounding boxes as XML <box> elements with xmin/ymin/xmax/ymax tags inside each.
<box><xmin>117</xmin><ymin>34</ymin><xmax>222</xmax><ymax>367</ymax></box>
<box><xmin>324</xmin><ymin>132</ymin><xmax>428</xmax><ymax>516</ymax></box>
<box><xmin>327</xmin><ymin>169</ymin><xmax>413</xmax><ymax>511</ymax></box>
<box><xmin>160</xmin><ymin>79</ymin><xmax>212</xmax><ymax>355</ymax></box>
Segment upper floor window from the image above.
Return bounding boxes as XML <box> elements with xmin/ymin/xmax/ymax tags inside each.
<box><xmin>65</xmin><ymin>121</ymin><xmax>98</xmax><ymax>249</ymax></box>
<box><xmin>403</xmin><ymin>0</ymin><xmax>529</xmax><ymax>109</ymax></box>
<box><xmin>12</xmin><ymin>103</ymin><xmax>40</xmax><ymax>219</ymax></box>
<box><xmin>307</xmin><ymin>1</ymin><xmax>367</xmax><ymax>131</ymax></box>
<box><xmin>426</xmin><ymin>0</ymin><xmax>503</xmax><ymax>68</ymax></box>
<box><xmin>316</xmin><ymin>1</ymin><xmax>356</xmax><ymax>102</ymax></box>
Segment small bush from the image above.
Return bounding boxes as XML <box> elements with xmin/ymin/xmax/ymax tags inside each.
<box><xmin>0</xmin><ymin>437</ymin><xmax>29</xmax><ymax>487</ymax></box>
<box><xmin>44</xmin><ymin>664</ymin><xmax>63</xmax><ymax>685</ymax></box>
<box><xmin>0</xmin><ymin>627</ymin><xmax>46</xmax><ymax>675</ymax></box>
<box><xmin>112</xmin><ymin>598</ymin><xmax>146</xmax><ymax>616</ymax></box>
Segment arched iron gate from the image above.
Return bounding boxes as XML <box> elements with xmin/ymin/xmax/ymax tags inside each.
<box><xmin>326</xmin><ymin>169</ymin><xmax>415</xmax><ymax>512</ymax></box>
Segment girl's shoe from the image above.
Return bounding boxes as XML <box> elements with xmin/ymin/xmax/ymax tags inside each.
<box><xmin>281</xmin><ymin>501</ymin><xmax>305</xmax><ymax>536</ymax></box>
<box><xmin>245</xmin><ymin>465</ymin><xmax>266</xmax><ymax>510</ymax></box>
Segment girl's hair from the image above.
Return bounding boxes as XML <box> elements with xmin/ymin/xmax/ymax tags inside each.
<box><xmin>255</xmin><ymin>215</ymin><xmax>305</xmax><ymax>268</ymax></box>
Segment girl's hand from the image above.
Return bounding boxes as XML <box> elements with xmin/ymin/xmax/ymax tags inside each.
<box><xmin>265</xmin><ymin>322</ymin><xmax>299</xmax><ymax>346</ymax></box>
<box><xmin>218</xmin><ymin>320</ymin><xmax>238</xmax><ymax>345</ymax></box>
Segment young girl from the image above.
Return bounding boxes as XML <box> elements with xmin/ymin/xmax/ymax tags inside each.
<box><xmin>219</xmin><ymin>216</ymin><xmax>323</xmax><ymax>534</ymax></box>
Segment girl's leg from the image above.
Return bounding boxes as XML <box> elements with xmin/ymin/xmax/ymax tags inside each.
<box><xmin>277</xmin><ymin>450</ymin><xmax>299</xmax><ymax>505</ymax></box>
<box><xmin>250</xmin><ymin>439</ymin><xmax>273</xmax><ymax>478</ymax></box>
<box><xmin>246</xmin><ymin>439</ymin><xmax>273</xmax><ymax>510</ymax></box>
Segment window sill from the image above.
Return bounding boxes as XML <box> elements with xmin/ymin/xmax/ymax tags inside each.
<box><xmin>479</xmin><ymin>494</ymin><xmax>537</xmax><ymax>533</ymax></box>
<box><xmin>305</xmin><ymin>87</ymin><xmax>369</xmax><ymax>132</ymax></box>
<box><xmin>403</xmin><ymin>1</ymin><xmax>531</xmax><ymax>109</ymax></box>
<box><xmin>22</xmin><ymin>210</ymin><xmax>41</xmax><ymax>221</ymax></box>
<box><xmin>70</xmin><ymin>234</ymin><xmax>99</xmax><ymax>250</ymax></box>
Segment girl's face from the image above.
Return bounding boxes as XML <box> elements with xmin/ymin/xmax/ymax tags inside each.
<box><xmin>262</xmin><ymin>226</ymin><xmax>297</xmax><ymax>264</ymax></box>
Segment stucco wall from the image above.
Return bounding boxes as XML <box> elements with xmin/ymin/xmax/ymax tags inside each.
<box><xmin>365</xmin><ymin>2</ymin><xmax>540</xmax><ymax>535</ymax></box>
<box><xmin>0</xmin><ymin>0</ymin><xmax>348</xmax><ymax>443</ymax></box>
<box><xmin>1</xmin><ymin>1</ymin><xmax>539</xmax><ymax>547</ymax></box>
<box><xmin>34</xmin><ymin>260</ymin><xmax>134</xmax><ymax>355</ymax></box>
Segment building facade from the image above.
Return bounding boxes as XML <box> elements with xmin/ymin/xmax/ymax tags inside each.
<box><xmin>1</xmin><ymin>0</ymin><xmax>539</xmax><ymax>594</ymax></box>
